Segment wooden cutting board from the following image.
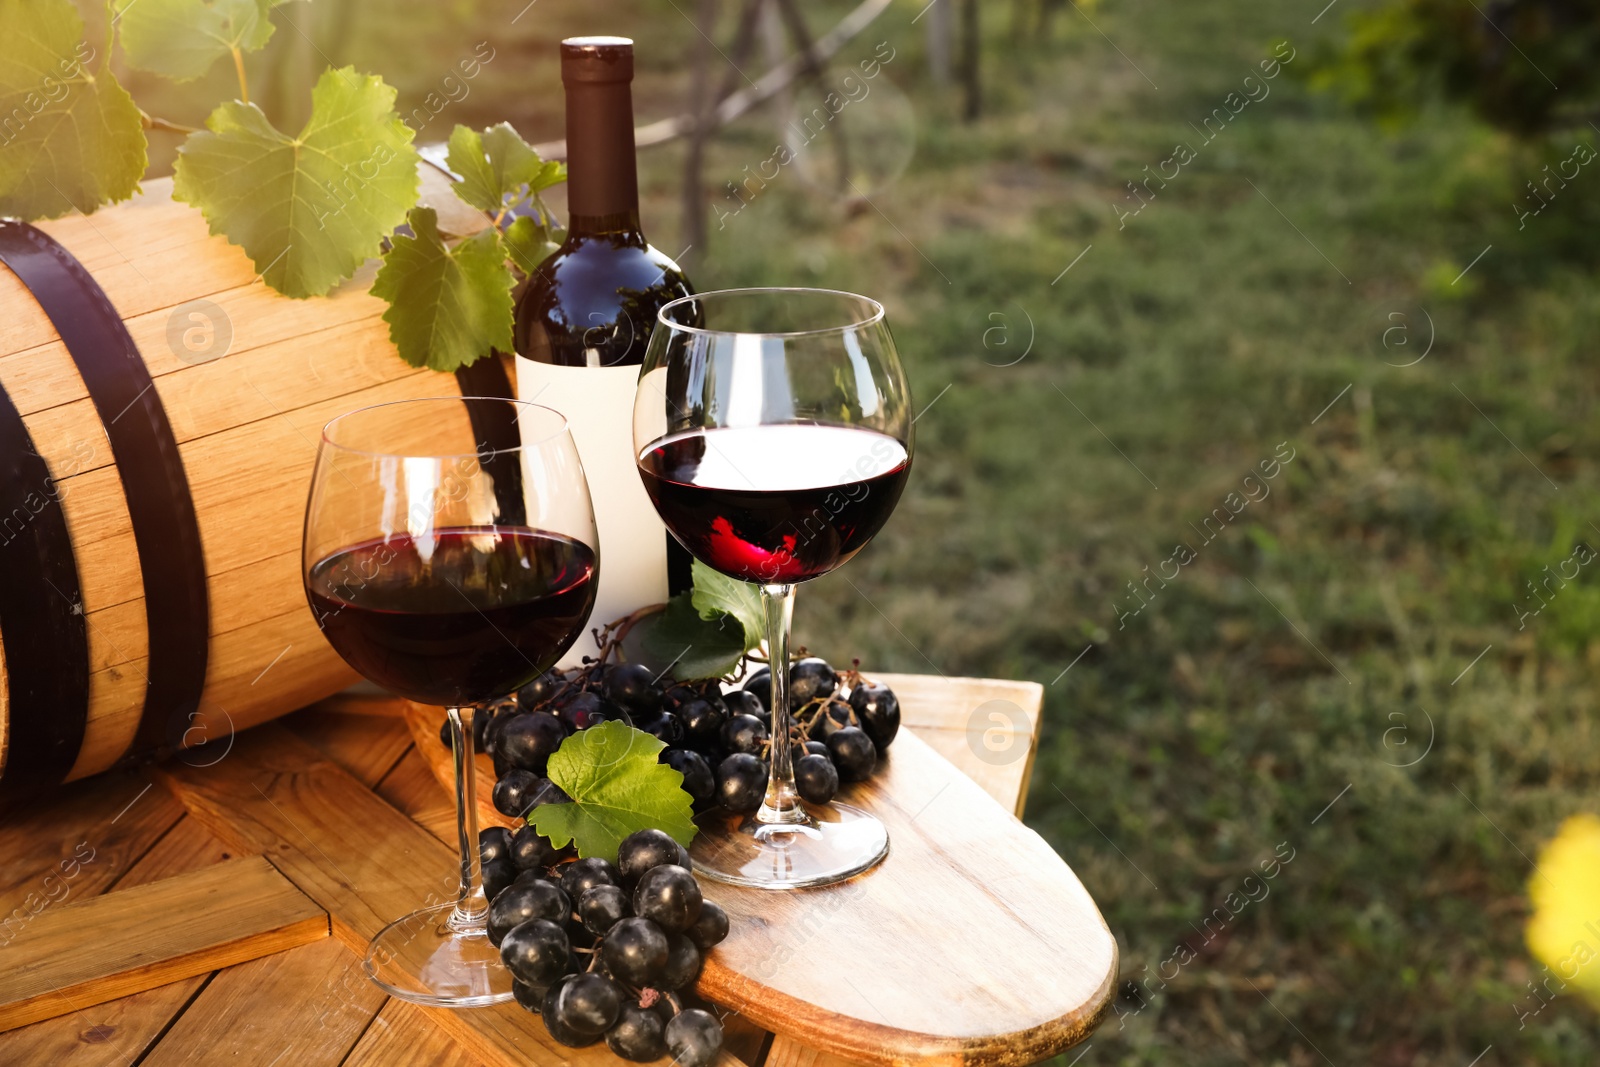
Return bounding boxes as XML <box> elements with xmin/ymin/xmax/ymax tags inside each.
<box><xmin>403</xmin><ymin>674</ymin><xmax>1117</xmax><ymax>1067</ymax></box>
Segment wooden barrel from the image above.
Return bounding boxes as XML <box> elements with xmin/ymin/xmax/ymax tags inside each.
<box><xmin>0</xmin><ymin>174</ymin><xmax>506</xmax><ymax>796</ymax></box>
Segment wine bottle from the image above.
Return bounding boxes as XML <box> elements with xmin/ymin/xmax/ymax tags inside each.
<box><xmin>514</xmin><ymin>36</ymin><xmax>694</xmax><ymax>661</ymax></box>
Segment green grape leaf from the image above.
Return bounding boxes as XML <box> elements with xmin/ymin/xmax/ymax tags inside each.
<box><xmin>0</xmin><ymin>0</ymin><xmax>146</xmax><ymax>219</ymax></box>
<box><xmin>371</xmin><ymin>207</ymin><xmax>513</xmax><ymax>372</ymax></box>
<box><xmin>114</xmin><ymin>0</ymin><xmax>274</xmax><ymax>82</ymax></box>
<box><xmin>690</xmin><ymin>560</ymin><xmax>765</xmax><ymax>650</ymax></box>
<box><xmin>638</xmin><ymin>591</ymin><xmax>752</xmax><ymax>681</ymax></box>
<box><xmin>445</xmin><ymin>122</ymin><xmax>565</xmax><ymax>214</ymax></box>
<box><xmin>529</xmin><ymin>721</ymin><xmax>697</xmax><ymax>861</ymax></box>
<box><xmin>173</xmin><ymin>66</ymin><xmax>419</xmax><ymax>298</ymax></box>
<box><xmin>503</xmin><ymin>214</ymin><xmax>558</xmax><ymax>275</ymax></box>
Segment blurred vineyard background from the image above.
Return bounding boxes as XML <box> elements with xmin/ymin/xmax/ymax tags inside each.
<box><xmin>120</xmin><ymin>0</ymin><xmax>1600</xmax><ymax>1061</ymax></box>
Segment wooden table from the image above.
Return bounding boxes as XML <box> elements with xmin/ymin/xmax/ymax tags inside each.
<box><xmin>0</xmin><ymin>675</ymin><xmax>1115</xmax><ymax>1066</ymax></box>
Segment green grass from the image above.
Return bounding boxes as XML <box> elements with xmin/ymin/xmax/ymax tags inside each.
<box><xmin>142</xmin><ymin>0</ymin><xmax>1600</xmax><ymax>1060</ymax></box>
<box><xmin>682</xmin><ymin>3</ymin><xmax>1600</xmax><ymax>1063</ymax></box>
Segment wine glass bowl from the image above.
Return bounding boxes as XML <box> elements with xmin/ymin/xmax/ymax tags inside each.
<box><xmin>303</xmin><ymin>397</ymin><xmax>598</xmax><ymax>1005</ymax></box>
<box><xmin>634</xmin><ymin>288</ymin><xmax>913</xmax><ymax>889</ymax></box>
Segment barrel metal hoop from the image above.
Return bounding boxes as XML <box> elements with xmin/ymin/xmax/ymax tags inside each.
<box><xmin>0</xmin><ymin>377</ymin><xmax>90</xmax><ymax>797</ymax></box>
<box><xmin>0</xmin><ymin>221</ymin><xmax>210</xmax><ymax>770</ymax></box>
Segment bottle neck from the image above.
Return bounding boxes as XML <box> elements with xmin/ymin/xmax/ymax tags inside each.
<box><xmin>564</xmin><ymin>79</ymin><xmax>640</xmax><ymax>229</ymax></box>
<box><xmin>567</xmin><ymin>210</ymin><xmax>644</xmax><ymax>238</ymax></box>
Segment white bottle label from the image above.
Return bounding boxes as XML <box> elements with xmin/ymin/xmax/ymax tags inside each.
<box><xmin>516</xmin><ymin>356</ymin><xmax>668</xmax><ymax>667</ymax></box>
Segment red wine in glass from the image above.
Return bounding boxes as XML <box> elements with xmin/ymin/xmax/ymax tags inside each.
<box><xmin>303</xmin><ymin>396</ymin><xmax>598</xmax><ymax>1006</ymax></box>
<box><xmin>638</xmin><ymin>425</ymin><xmax>910</xmax><ymax>584</ymax></box>
<box><xmin>633</xmin><ymin>287</ymin><xmax>914</xmax><ymax>890</ymax></box>
<box><xmin>307</xmin><ymin>527</ymin><xmax>597</xmax><ymax>708</ymax></box>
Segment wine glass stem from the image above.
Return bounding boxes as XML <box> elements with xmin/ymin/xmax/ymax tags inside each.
<box><xmin>757</xmin><ymin>583</ymin><xmax>807</xmax><ymax>825</ymax></box>
<box><xmin>446</xmin><ymin>705</ymin><xmax>490</xmax><ymax>931</ymax></box>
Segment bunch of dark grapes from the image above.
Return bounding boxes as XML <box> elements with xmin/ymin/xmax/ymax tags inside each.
<box><xmin>479</xmin><ymin>826</ymin><xmax>728</xmax><ymax>1063</ymax></box>
<box><xmin>674</xmin><ymin>657</ymin><xmax>901</xmax><ymax>816</ymax></box>
<box><xmin>445</xmin><ymin>652</ymin><xmax>900</xmax><ymax>824</ymax></box>
<box><xmin>436</xmin><ymin>653</ymin><xmax>895</xmax><ymax>1062</ymax></box>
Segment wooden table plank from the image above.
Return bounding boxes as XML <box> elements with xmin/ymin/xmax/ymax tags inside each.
<box><xmin>114</xmin><ymin>817</ymin><xmax>238</xmax><ymax>890</ymax></box>
<box><xmin>0</xmin><ymin>855</ymin><xmax>328</xmax><ymax>1030</ymax></box>
<box><xmin>342</xmin><ymin>999</ymin><xmax>486</xmax><ymax>1067</ymax></box>
<box><xmin>0</xmin><ymin>976</ymin><xmax>208</xmax><ymax>1067</ymax></box>
<box><xmin>156</xmin><ymin>726</ymin><xmax>463</xmax><ymax>953</ymax></box>
<box><xmin>281</xmin><ymin>705</ymin><xmax>415</xmax><ymax>788</ymax></box>
<box><xmin>153</xmin><ymin>725</ymin><xmax>748</xmax><ymax>1067</ymax></box>
<box><xmin>0</xmin><ymin>770</ymin><xmax>183</xmax><ymax>930</ymax></box>
<box><xmin>875</xmin><ymin>673</ymin><xmax>1042</xmax><ymax>819</ymax></box>
<box><xmin>142</xmin><ymin>939</ymin><xmax>384</xmax><ymax>1067</ymax></box>
<box><xmin>374</xmin><ymin>745</ymin><xmax>451</xmax><ymax>822</ymax></box>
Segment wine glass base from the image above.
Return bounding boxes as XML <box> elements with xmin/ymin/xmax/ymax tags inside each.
<box><xmin>363</xmin><ymin>902</ymin><xmax>515</xmax><ymax>1006</ymax></box>
<box><xmin>689</xmin><ymin>801</ymin><xmax>889</xmax><ymax>889</ymax></box>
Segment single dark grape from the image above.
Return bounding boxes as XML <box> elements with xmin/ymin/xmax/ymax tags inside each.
<box><xmin>662</xmin><ymin>748</ymin><xmax>716</xmax><ymax>807</ymax></box>
<box><xmin>551</xmin><ymin>972</ymin><xmax>621</xmax><ymax>1035</ymax></box>
<box><xmin>803</xmin><ymin>739</ymin><xmax>828</xmax><ymax>757</ymax></box>
<box><xmin>789</xmin><ymin>657</ymin><xmax>838</xmax><ymax>708</ymax></box>
<box><xmin>674</xmin><ymin>698</ymin><xmax>725</xmax><ymax>745</ymax></box>
<box><xmin>539</xmin><ymin>977</ymin><xmax>601</xmax><ymax>1047</ymax></box>
<box><xmin>479</xmin><ymin>826</ymin><xmax>512</xmax><ymax>867</ymax></box>
<box><xmin>560</xmin><ymin>857</ymin><xmax>619</xmax><ymax>901</ymax></box>
<box><xmin>438</xmin><ymin>716</ymin><xmax>452</xmax><ymax>750</ymax></box>
<box><xmin>617</xmin><ymin>828</ymin><xmax>690</xmax><ymax>887</ymax></box>
<box><xmin>493</xmin><ymin>770</ymin><xmax>543</xmax><ymax>820</ymax></box>
<box><xmin>482</xmin><ymin>856</ymin><xmax>517</xmax><ymax>902</ymax></box>
<box><xmin>512</xmin><ymin>978</ymin><xmax>548</xmax><ymax>1013</ymax></box>
<box><xmin>794</xmin><ymin>753</ymin><xmax>840</xmax><ymax>804</ymax></box>
<box><xmin>716</xmin><ymin>753</ymin><xmax>766</xmax><ymax>815</ymax></box>
<box><xmin>741</xmin><ymin>668</ymin><xmax>772</xmax><ymax>712</ymax></box>
<box><xmin>633</xmin><ymin>864</ymin><xmax>702</xmax><ymax>933</ymax></box>
<box><xmin>604</xmin><ymin>662</ymin><xmax>663</xmax><ymax>713</ymax></box>
<box><xmin>688</xmin><ymin>900</ymin><xmax>729</xmax><ymax>950</ymax></box>
<box><xmin>659</xmin><ymin>932</ymin><xmax>703</xmax><ymax>990</ymax></box>
<box><xmin>578</xmin><ymin>884</ymin><xmax>630</xmax><ymax>935</ymax></box>
<box><xmin>500</xmin><ymin>917</ymin><xmax>570</xmax><ymax>986</ymax></box>
<box><xmin>635</xmin><ymin>710</ymin><xmax>686</xmax><ymax>747</ymax></box>
<box><xmin>849</xmin><ymin>681</ymin><xmax>901</xmax><ymax>751</ymax></box>
<box><xmin>665</xmin><ymin>1008</ymin><xmax>724</xmax><ymax>1067</ymax></box>
<box><xmin>600</xmin><ymin>915</ymin><xmax>669</xmax><ymax>986</ymax></box>
<box><xmin>722</xmin><ymin>688</ymin><xmax>767</xmax><ymax>728</ymax></box>
<box><xmin>827</xmin><ymin>727</ymin><xmax>877</xmax><ymax>782</ymax></box>
<box><xmin>721</xmin><ymin>714</ymin><xmax>769</xmax><ymax>756</ymax></box>
<box><xmin>662</xmin><ymin>683</ymin><xmax>700</xmax><ymax>711</ymax></box>
<box><xmin>489</xmin><ymin>880</ymin><xmax>571</xmax><ymax>946</ymax></box>
<box><xmin>511</xmin><ymin>825</ymin><xmax>566</xmax><ymax>871</ymax></box>
<box><xmin>517</xmin><ymin>669</ymin><xmax>564</xmax><ymax>711</ymax></box>
<box><xmin>807</xmin><ymin>699</ymin><xmax>853</xmax><ymax>742</ymax></box>
<box><xmin>497</xmin><ymin>712</ymin><xmax>567</xmax><ymax>773</ymax></box>
<box><xmin>607</xmin><ymin>1002</ymin><xmax>667</xmax><ymax>1061</ymax></box>
<box><xmin>556</xmin><ymin>690</ymin><xmax>600</xmax><ymax>731</ymax></box>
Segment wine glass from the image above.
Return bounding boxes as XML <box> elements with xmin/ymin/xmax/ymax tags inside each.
<box><xmin>303</xmin><ymin>397</ymin><xmax>598</xmax><ymax>1004</ymax></box>
<box><xmin>633</xmin><ymin>288</ymin><xmax>913</xmax><ymax>889</ymax></box>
